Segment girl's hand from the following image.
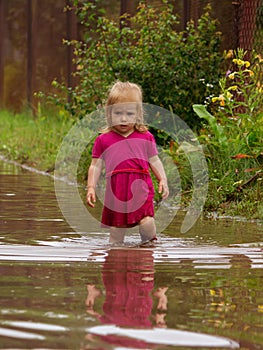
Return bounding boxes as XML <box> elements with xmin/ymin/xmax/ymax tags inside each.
<box><xmin>86</xmin><ymin>187</ymin><xmax>96</xmax><ymax>207</ymax></box>
<box><xmin>149</xmin><ymin>155</ymin><xmax>169</xmax><ymax>200</ymax></box>
<box><xmin>158</xmin><ymin>179</ymin><xmax>169</xmax><ymax>200</ymax></box>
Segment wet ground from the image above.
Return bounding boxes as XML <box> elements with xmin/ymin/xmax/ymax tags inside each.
<box><xmin>0</xmin><ymin>159</ymin><xmax>262</xmax><ymax>349</ymax></box>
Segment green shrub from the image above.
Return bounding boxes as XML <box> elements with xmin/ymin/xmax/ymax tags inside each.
<box><xmin>51</xmin><ymin>1</ymin><xmax>222</xmax><ymax>128</ymax></box>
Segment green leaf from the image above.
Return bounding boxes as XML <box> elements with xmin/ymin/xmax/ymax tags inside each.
<box><xmin>193</xmin><ymin>104</ymin><xmax>228</xmax><ymax>148</ymax></box>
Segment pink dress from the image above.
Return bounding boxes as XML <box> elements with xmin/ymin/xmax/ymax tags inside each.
<box><xmin>92</xmin><ymin>130</ymin><xmax>158</xmax><ymax>227</ymax></box>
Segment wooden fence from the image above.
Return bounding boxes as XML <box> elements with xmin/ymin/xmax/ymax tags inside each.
<box><xmin>0</xmin><ymin>0</ymin><xmax>262</xmax><ymax>111</ymax></box>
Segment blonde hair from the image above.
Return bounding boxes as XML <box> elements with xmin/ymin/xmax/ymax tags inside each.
<box><xmin>102</xmin><ymin>81</ymin><xmax>147</xmax><ymax>133</ymax></box>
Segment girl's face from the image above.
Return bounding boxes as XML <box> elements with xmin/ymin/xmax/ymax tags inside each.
<box><xmin>111</xmin><ymin>103</ymin><xmax>137</xmax><ymax>136</ymax></box>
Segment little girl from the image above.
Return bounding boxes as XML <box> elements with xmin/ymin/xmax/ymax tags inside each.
<box><xmin>86</xmin><ymin>81</ymin><xmax>169</xmax><ymax>244</ymax></box>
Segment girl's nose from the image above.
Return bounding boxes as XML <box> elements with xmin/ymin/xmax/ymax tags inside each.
<box><xmin>120</xmin><ymin>113</ymin><xmax>127</xmax><ymax>122</ymax></box>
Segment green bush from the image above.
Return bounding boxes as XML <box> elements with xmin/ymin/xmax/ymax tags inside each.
<box><xmin>51</xmin><ymin>1</ymin><xmax>222</xmax><ymax>128</ymax></box>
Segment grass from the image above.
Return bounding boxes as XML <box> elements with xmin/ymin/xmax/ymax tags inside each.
<box><xmin>0</xmin><ymin>108</ymin><xmax>74</xmax><ymax>172</ymax></box>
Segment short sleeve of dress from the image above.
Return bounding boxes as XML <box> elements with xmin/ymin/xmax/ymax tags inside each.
<box><xmin>147</xmin><ymin>132</ymin><xmax>158</xmax><ymax>158</ymax></box>
<box><xmin>92</xmin><ymin>136</ymin><xmax>103</xmax><ymax>158</ymax></box>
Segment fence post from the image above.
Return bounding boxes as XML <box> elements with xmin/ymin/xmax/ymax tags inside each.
<box><xmin>120</xmin><ymin>0</ymin><xmax>134</xmax><ymax>29</ymax></box>
<box><xmin>232</xmin><ymin>1</ymin><xmax>241</xmax><ymax>50</ymax></box>
<box><xmin>239</xmin><ymin>0</ymin><xmax>260</xmax><ymax>53</ymax></box>
<box><xmin>27</xmin><ymin>0</ymin><xmax>32</xmax><ymax>108</ymax></box>
<box><xmin>183</xmin><ymin>0</ymin><xmax>190</xmax><ymax>30</ymax></box>
<box><xmin>66</xmin><ymin>0</ymin><xmax>77</xmax><ymax>93</ymax></box>
<box><xmin>190</xmin><ymin>0</ymin><xmax>199</xmax><ymax>27</ymax></box>
<box><xmin>27</xmin><ymin>0</ymin><xmax>38</xmax><ymax>111</ymax></box>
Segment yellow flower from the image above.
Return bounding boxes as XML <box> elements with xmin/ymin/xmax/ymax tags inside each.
<box><xmin>257</xmin><ymin>82</ymin><xmax>263</xmax><ymax>93</ymax></box>
<box><xmin>258</xmin><ymin>305</ymin><xmax>263</xmax><ymax>312</ymax></box>
<box><xmin>228</xmin><ymin>85</ymin><xmax>238</xmax><ymax>91</ymax></box>
<box><xmin>212</xmin><ymin>97</ymin><xmax>219</xmax><ymax>103</ymax></box>
<box><xmin>228</xmin><ymin>73</ymin><xmax>235</xmax><ymax>80</ymax></box>
<box><xmin>245</xmin><ymin>61</ymin><xmax>250</xmax><ymax>68</ymax></box>
<box><xmin>233</xmin><ymin>58</ymin><xmax>245</xmax><ymax>66</ymax></box>
<box><xmin>212</xmin><ymin>94</ymin><xmax>227</xmax><ymax>106</ymax></box>
<box><xmin>219</xmin><ymin>94</ymin><xmax>225</xmax><ymax>106</ymax></box>
<box><xmin>225</xmin><ymin>50</ymin><xmax>234</xmax><ymax>59</ymax></box>
<box><xmin>245</xmin><ymin>69</ymin><xmax>254</xmax><ymax>76</ymax></box>
<box><xmin>226</xmin><ymin>91</ymin><xmax>233</xmax><ymax>99</ymax></box>
<box><xmin>255</xmin><ymin>54</ymin><xmax>263</xmax><ymax>63</ymax></box>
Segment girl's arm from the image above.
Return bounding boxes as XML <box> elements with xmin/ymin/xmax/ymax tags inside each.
<box><xmin>149</xmin><ymin>155</ymin><xmax>169</xmax><ymax>200</ymax></box>
<box><xmin>86</xmin><ymin>158</ymin><xmax>103</xmax><ymax>207</ymax></box>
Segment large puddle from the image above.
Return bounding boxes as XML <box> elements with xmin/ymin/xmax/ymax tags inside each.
<box><xmin>0</xmin><ymin>160</ymin><xmax>262</xmax><ymax>349</ymax></box>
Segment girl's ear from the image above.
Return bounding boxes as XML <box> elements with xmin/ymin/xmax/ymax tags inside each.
<box><xmin>136</xmin><ymin>104</ymin><xmax>143</xmax><ymax>120</ymax></box>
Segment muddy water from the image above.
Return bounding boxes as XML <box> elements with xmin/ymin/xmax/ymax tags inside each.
<box><xmin>0</xmin><ymin>160</ymin><xmax>262</xmax><ymax>349</ymax></box>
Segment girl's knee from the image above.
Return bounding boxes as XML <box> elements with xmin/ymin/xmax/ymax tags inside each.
<box><xmin>139</xmin><ymin>216</ymin><xmax>156</xmax><ymax>242</ymax></box>
<box><xmin>139</xmin><ymin>216</ymin><xmax>154</xmax><ymax>225</ymax></box>
<box><xmin>109</xmin><ymin>227</ymin><xmax>126</xmax><ymax>243</ymax></box>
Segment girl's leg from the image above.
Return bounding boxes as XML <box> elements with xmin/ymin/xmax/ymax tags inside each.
<box><xmin>109</xmin><ymin>227</ymin><xmax>126</xmax><ymax>243</ymax></box>
<box><xmin>139</xmin><ymin>216</ymin><xmax>157</xmax><ymax>243</ymax></box>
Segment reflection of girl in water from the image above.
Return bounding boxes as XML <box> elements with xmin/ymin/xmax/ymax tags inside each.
<box><xmin>101</xmin><ymin>249</ymin><xmax>154</xmax><ymax>327</ymax></box>
<box><xmin>87</xmin><ymin>249</ymin><xmax>154</xmax><ymax>327</ymax></box>
<box><xmin>84</xmin><ymin>249</ymin><xmax>168</xmax><ymax>348</ymax></box>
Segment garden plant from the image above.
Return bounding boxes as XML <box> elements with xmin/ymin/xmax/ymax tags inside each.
<box><xmin>194</xmin><ymin>49</ymin><xmax>263</xmax><ymax>219</ymax></box>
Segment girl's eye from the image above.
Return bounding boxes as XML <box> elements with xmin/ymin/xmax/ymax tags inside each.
<box><xmin>113</xmin><ymin>110</ymin><xmax>135</xmax><ymax>118</ymax></box>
